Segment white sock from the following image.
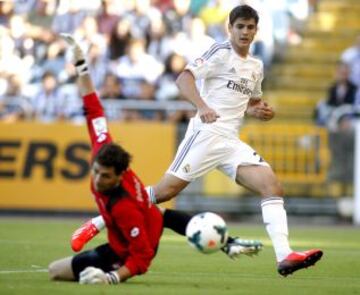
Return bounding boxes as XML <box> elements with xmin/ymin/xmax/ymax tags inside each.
<box><xmin>92</xmin><ymin>215</ymin><xmax>105</xmax><ymax>231</ymax></box>
<box><xmin>145</xmin><ymin>186</ymin><xmax>157</xmax><ymax>204</ymax></box>
<box><xmin>261</xmin><ymin>197</ymin><xmax>292</xmax><ymax>262</ymax></box>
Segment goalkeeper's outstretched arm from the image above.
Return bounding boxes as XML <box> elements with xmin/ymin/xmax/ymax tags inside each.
<box><xmin>60</xmin><ymin>33</ymin><xmax>95</xmax><ymax>96</ymax></box>
<box><xmin>60</xmin><ymin>33</ymin><xmax>112</xmax><ymax>154</ymax></box>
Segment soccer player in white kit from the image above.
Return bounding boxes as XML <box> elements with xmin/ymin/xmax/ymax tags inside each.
<box><xmin>72</xmin><ymin>5</ymin><xmax>323</xmax><ymax>276</ymax></box>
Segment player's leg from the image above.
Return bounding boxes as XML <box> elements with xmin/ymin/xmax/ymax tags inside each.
<box><xmin>219</xmin><ymin>139</ymin><xmax>322</xmax><ymax>275</ymax></box>
<box><xmin>50</xmin><ymin>244</ymin><xmax>121</xmax><ymax>282</ymax></box>
<box><xmin>151</xmin><ymin>174</ymin><xmax>190</xmax><ymax>203</ymax></box>
<box><xmin>161</xmin><ymin>208</ymin><xmax>262</xmax><ymax>258</ymax></box>
<box><xmin>151</xmin><ymin>131</ymin><xmax>223</xmax><ymax>204</ymax></box>
<box><xmin>48</xmin><ymin>257</ymin><xmax>75</xmax><ymax>281</ymax></box>
<box><xmin>71</xmin><ymin>216</ymin><xmax>105</xmax><ymax>252</ymax></box>
<box><xmin>235</xmin><ymin>165</ymin><xmax>323</xmax><ymax>276</ymax></box>
<box><xmin>235</xmin><ymin>165</ymin><xmax>290</xmax><ymax>257</ymax></box>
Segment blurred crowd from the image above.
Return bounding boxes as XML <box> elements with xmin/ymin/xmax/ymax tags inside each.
<box><xmin>0</xmin><ymin>0</ymin><xmax>314</xmax><ymax>123</ymax></box>
<box><xmin>315</xmin><ymin>34</ymin><xmax>360</xmax><ymax>132</ymax></box>
<box><xmin>314</xmin><ymin>34</ymin><xmax>360</xmax><ymax>187</ymax></box>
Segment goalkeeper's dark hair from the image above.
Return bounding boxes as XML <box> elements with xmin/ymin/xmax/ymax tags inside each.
<box><xmin>93</xmin><ymin>143</ymin><xmax>131</xmax><ymax>175</ymax></box>
<box><xmin>229</xmin><ymin>5</ymin><xmax>259</xmax><ymax>26</ymax></box>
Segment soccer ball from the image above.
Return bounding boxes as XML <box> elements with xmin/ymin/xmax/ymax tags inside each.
<box><xmin>185</xmin><ymin>212</ymin><xmax>228</xmax><ymax>254</ymax></box>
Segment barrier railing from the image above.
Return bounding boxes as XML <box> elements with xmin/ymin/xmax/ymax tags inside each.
<box><xmin>203</xmin><ymin>123</ymin><xmax>330</xmax><ymax>196</ymax></box>
<box><xmin>240</xmin><ymin>124</ymin><xmax>330</xmax><ymax>183</ymax></box>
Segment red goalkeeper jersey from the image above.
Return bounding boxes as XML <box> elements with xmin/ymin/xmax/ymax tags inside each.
<box><xmin>83</xmin><ymin>92</ymin><xmax>163</xmax><ymax>276</ymax></box>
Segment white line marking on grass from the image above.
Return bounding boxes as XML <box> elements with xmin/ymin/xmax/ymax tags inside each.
<box><xmin>0</xmin><ymin>269</ymin><xmax>47</xmax><ymax>274</ymax></box>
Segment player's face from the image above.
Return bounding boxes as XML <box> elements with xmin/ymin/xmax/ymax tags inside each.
<box><xmin>92</xmin><ymin>161</ymin><xmax>120</xmax><ymax>193</ymax></box>
<box><xmin>228</xmin><ymin>18</ymin><xmax>257</xmax><ymax>55</ymax></box>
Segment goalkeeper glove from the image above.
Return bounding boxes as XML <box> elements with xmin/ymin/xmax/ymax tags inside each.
<box><xmin>79</xmin><ymin>266</ymin><xmax>120</xmax><ymax>285</ymax></box>
<box><xmin>60</xmin><ymin>33</ymin><xmax>89</xmax><ymax>76</ymax></box>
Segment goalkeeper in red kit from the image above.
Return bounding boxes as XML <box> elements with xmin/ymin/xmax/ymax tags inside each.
<box><xmin>48</xmin><ymin>34</ymin><xmax>262</xmax><ymax>285</ymax></box>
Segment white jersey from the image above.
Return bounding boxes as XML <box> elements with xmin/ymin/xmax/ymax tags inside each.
<box><xmin>185</xmin><ymin>40</ymin><xmax>264</xmax><ymax>137</ymax></box>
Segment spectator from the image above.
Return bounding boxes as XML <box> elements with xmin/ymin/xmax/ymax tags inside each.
<box><xmin>27</xmin><ymin>0</ymin><xmax>57</xmax><ymax>28</ymax></box>
<box><xmin>146</xmin><ymin>16</ymin><xmax>173</xmax><ymax>62</ymax></box>
<box><xmin>96</xmin><ymin>0</ymin><xmax>120</xmax><ymax>36</ymax></box>
<box><xmin>13</xmin><ymin>0</ymin><xmax>37</xmax><ymax>15</ymax></box>
<box><xmin>183</xmin><ymin>17</ymin><xmax>215</xmax><ymax>62</ymax></box>
<box><xmin>327</xmin><ymin>112</ymin><xmax>354</xmax><ymax>187</ymax></box>
<box><xmin>198</xmin><ymin>0</ymin><xmax>228</xmax><ymax>41</ymax></box>
<box><xmin>88</xmin><ymin>43</ymin><xmax>108</xmax><ymax>90</ymax></box>
<box><xmin>0</xmin><ymin>1</ymin><xmax>14</xmax><ymax>26</ymax></box>
<box><xmin>325</xmin><ymin>63</ymin><xmax>357</xmax><ymax>107</ymax></box>
<box><xmin>108</xmin><ymin>18</ymin><xmax>132</xmax><ymax>60</ymax></box>
<box><xmin>76</xmin><ymin>16</ymin><xmax>106</xmax><ymax>49</ymax></box>
<box><xmin>122</xmin><ymin>79</ymin><xmax>164</xmax><ymax>122</ymax></box>
<box><xmin>156</xmin><ymin>53</ymin><xmax>186</xmax><ymax>101</ymax></box>
<box><xmin>0</xmin><ymin>75</ymin><xmax>32</xmax><ymax>122</ymax></box>
<box><xmin>8</xmin><ymin>15</ymin><xmax>32</xmax><ymax>56</ymax></box>
<box><xmin>111</xmin><ymin>38</ymin><xmax>164</xmax><ymax>98</ymax></box>
<box><xmin>51</xmin><ymin>0</ymin><xmax>87</xmax><ymax>34</ymax></box>
<box><xmin>341</xmin><ymin>34</ymin><xmax>360</xmax><ymax>104</ymax></box>
<box><xmin>163</xmin><ymin>0</ymin><xmax>192</xmax><ymax>34</ymax></box>
<box><xmin>314</xmin><ymin>63</ymin><xmax>356</xmax><ymax>190</ymax></box>
<box><xmin>97</xmin><ymin>73</ymin><xmax>125</xmax><ymax>121</ymax></box>
<box><xmin>190</xmin><ymin>0</ymin><xmax>210</xmax><ymax>16</ymax></box>
<box><xmin>155</xmin><ymin>53</ymin><xmax>195</xmax><ymax>123</ymax></box>
<box><xmin>315</xmin><ymin>62</ymin><xmax>357</xmax><ymax>126</ymax></box>
<box><xmin>152</xmin><ymin>0</ymin><xmax>174</xmax><ymax>13</ymax></box>
<box><xmin>36</xmin><ymin>41</ymin><xmax>67</xmax><ymax>83</ymax></box>
<box><xmin>123</xmin><ymin>0</ymin><xmax>160</xmax><ymax>39</ymax></box>
<box><xmin>32</xmin><ymin>71</ymin><xmax>66</xmax><ymax>122</ymax></box>
<box><xmin>0</xmin><ymin>27</ymin><xmax>31</xmax><ymax>83</ymax></box>
<box><xmin>99</xmin><ymin>73</ymin><xmax>124</xmax><ymax>100</ymax></box>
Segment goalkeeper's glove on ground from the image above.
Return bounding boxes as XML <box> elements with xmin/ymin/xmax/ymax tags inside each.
<box><xmin>79</xmin><ymin>266</ymin><xmax>120</xmax><ymax>285</ymax></box>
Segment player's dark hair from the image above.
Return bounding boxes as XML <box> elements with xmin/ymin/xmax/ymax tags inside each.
<box><xmin>229</xmin><ymin>5</ymin><xmax>259</xmax><ymax>26</ymax></box>
<box><xmin>94</xmin><ymin>143</ymin><xmax>131</xmax><ymax>175</ymax></box>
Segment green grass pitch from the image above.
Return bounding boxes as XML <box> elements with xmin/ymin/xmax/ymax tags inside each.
<box><xmin>0</xmin><ymin>217</ymin><xmax>359</xmax><ymax>295</ymax></box>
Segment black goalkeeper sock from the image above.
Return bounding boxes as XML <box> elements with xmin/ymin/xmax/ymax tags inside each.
<box><xmin>163</xmin><ymin>209</ymin><xmax>192</xmax><ymax>236</ymax></box>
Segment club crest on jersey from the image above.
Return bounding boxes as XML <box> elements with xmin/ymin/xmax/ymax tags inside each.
<box><xmin>130</xmin><ymin>227</ymin><xmax>140</xmax><ymax>237</ymax></box>
<box><xmin>182</xmin><ymin>164</ymin><xmax>191</xmax><ymax>173</ymax></box>
<box><xmin>194</xmin><ymin>58</ymin><xmax>204</xmax><ymax>66</ymax></box>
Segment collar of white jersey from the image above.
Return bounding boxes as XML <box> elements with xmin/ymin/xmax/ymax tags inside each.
<box><xmin>228</xmin><ymin>40</ymin><xmax>251</xmax><ymax>60</ymax></box>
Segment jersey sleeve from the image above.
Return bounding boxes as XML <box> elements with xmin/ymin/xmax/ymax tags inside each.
<box><xmin>113</xmin><ymin>202</ymin><xmax>156</xmax><ymax>276</ymax></box>
<box><xmin>185</xmin><ymin>43</ymin><xmax>224</xmax><ymax>80</ymax></box>
<box><xmin>252</xmin><ymin>62</ymin><xmax>264</xmax><ymax>98</ymax></box>
<box><xmin>82</xmin><ymin>92</ymin><xmax>113</xmax><ymax>157</ymax></box>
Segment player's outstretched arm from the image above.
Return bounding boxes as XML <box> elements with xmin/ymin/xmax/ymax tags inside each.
<box><xmin>61</xmin><ymin>33</ymin><xmax>112</xmax><ymax>152</ymax></box>
<box><xmin>60</xmin><ymin>33</ymin><xmax>95</xmax><ymax>96</ymax></box>
<box><xmin>176</xmin><ymin>70</ymin><xmax>219</xmax><ymax>123</ymax></box>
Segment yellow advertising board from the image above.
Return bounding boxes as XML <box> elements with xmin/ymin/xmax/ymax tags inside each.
<box><xmin>0</xmin><ymin>122</ymin><xmax>175</xmax><ymax>210</ymax></box>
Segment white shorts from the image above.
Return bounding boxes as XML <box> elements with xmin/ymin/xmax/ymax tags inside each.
<box><xmin>167</xmin><ymin>130</ymin><xmax>269</xmax><ymax>182</ymax></box>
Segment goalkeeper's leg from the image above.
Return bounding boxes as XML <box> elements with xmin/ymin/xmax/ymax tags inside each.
<box><xmin>71</xmin><ymin>216</ymin><xmax>105</xmax><ymax>252</ymax></box>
